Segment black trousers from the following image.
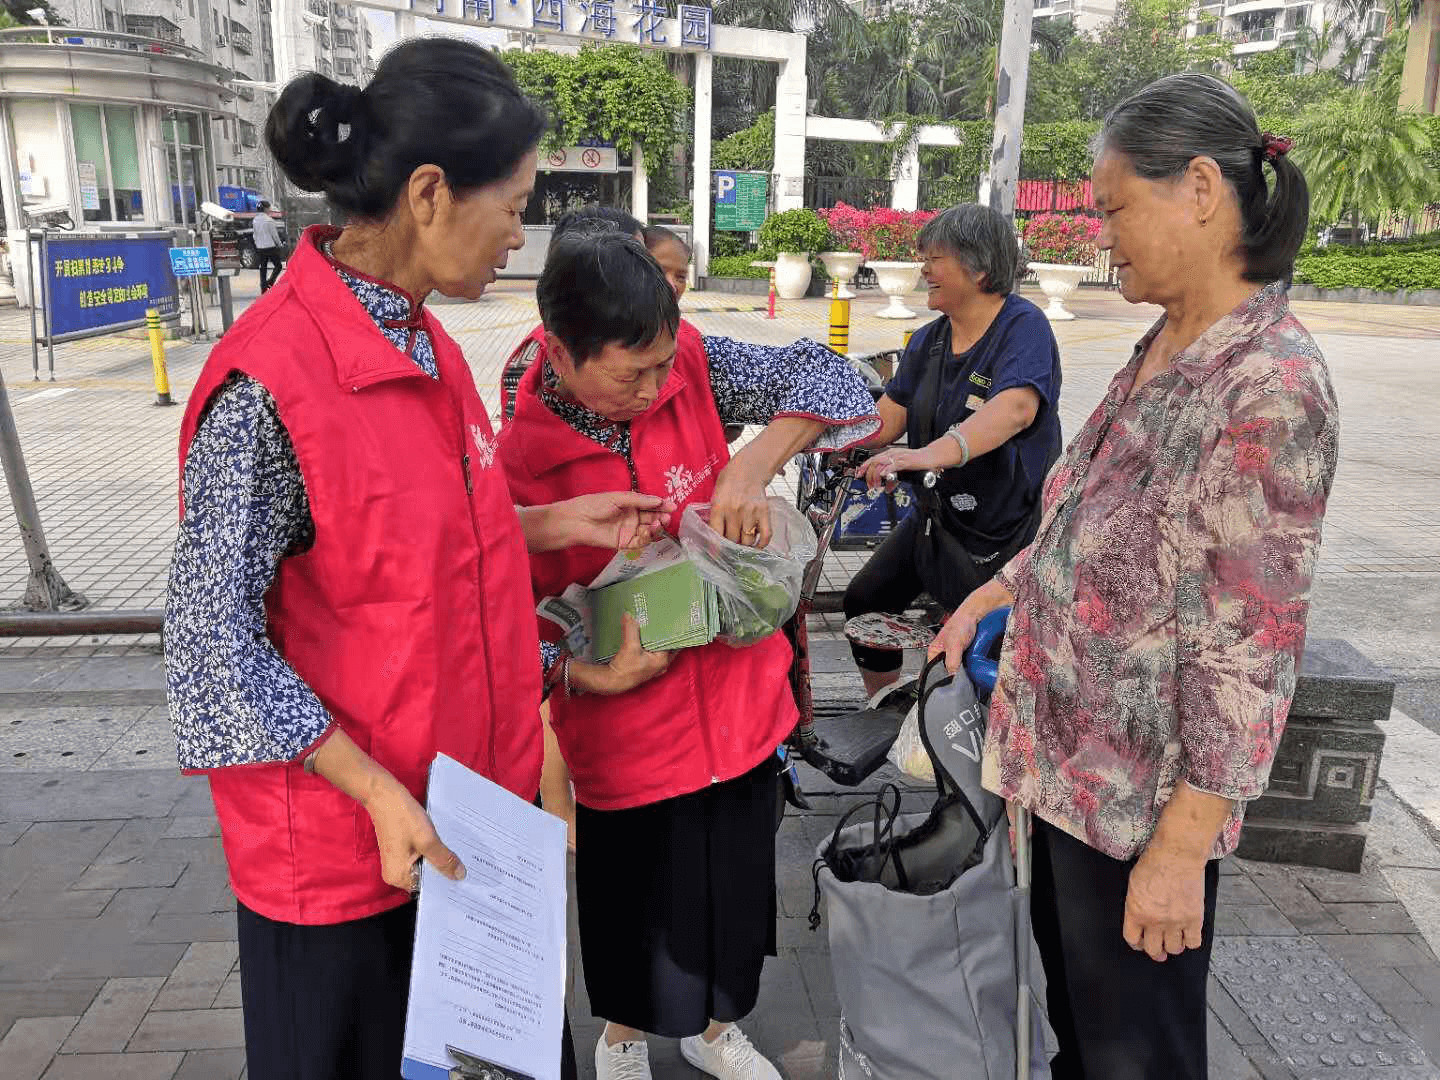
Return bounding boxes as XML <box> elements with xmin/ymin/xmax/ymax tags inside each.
<box><xmin>1030</xmin><ymin>819</ymin><xmax>1220</xmax><ymax>1080</ymax></box>
<box><xmin>575</xmin><ymin>760</ymin><xmax>779</xmax><ymax>1038</ymax></box>
<box><xmin>257</xmin><ymin>248</ymin><xmax>284</xmax><ymax>292</ymax></box>
<box><xmin>237</xmin><ymin>900</ymin><xmax>578</xmax><ymax>1080</ymax></box>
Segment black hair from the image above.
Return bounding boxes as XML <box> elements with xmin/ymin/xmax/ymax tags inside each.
<box><xmin>643</xmin><ymin>225</ymin><xmax>691</xmax><ymax>258</ymax></box>
<box><xmin>1096</xmin><ymin>73</ymin><xmax>1309</xmax><ymax>284</ymax></box>
<box><xmin>537</xmin><ymin>229</ymin><xmax>679</xmax><ymax>366</ymax></box>
<box><xmin>917</xmin><ymin>204</ymin><xmax>1022</xmax><ymax>294</ymax></box>
<box><xmin>256</xmin><ymin>200</ymin><xmax>271</xmax><ymax>212</ymax></box>
<box><xmin>265</xmin><ymin>38</ymin><xmax>547</xmax><ymax>221</ymax></box>
<box><xmin>552</xmin><ymin>204</ymin><xmax>644</xmax><ymax>242</ymax></box>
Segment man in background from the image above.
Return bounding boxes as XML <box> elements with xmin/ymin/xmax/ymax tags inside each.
<box><xmin>251</xmin><ymin>201</ymin><xmax>284</xmax><ymax>292</ymax></box>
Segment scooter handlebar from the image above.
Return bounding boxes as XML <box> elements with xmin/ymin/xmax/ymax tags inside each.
<box><xmin>964</xmin><ymin>607</ymin><xmax>1010</xmax><ymax>695</ymax></box>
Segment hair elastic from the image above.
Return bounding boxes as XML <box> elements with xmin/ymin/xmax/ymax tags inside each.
<box><xmin>1260</xmin><ymin>132</ymin><xmax>1293</xmax><ymax>162</ymax></box>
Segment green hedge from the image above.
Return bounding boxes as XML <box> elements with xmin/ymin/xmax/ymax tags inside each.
<box><xmin>1293</xmin><ymin>251</ymin><xmax>1440</xmax><ymax>291</ymax></box>
<box><xmin>706</xmin><ymin>255</ymin><xmax>771</xmax><ymax>279</ymax></box>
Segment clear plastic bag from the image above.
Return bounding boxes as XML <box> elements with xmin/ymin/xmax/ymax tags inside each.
<box><xmin>679</xmin><ymin>497</ymin><xmax>818</xmax><ymax>646</ymax></box>
<box><xmin>886</xmin><ymin>701</ymin><xmax>936</xmax><ymax>783</ymax></box>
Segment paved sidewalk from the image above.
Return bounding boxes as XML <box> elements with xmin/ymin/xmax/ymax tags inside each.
<box><xmin>2</xmin><ymin>643</ymin><xmax>1440</xmax><ymax>1079</ymax></box>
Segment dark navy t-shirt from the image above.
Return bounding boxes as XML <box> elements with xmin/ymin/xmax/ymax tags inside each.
<box><xmin>885</xmin><ymin>294</ymin><xmax>1062</xmax><ymax>556</ymax></box>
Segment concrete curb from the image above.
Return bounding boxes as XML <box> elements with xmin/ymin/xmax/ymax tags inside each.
<box><xmin>1288</xmin><ymin>285</ymin><xmax>1440</xmax><ymax>306</ymax></box>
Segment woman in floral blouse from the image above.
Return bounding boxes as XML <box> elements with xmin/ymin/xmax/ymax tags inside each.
<box><xmin>931</xmin><ymin>74</ymin><xmax>1339</xmax><ymax>1079</ymax></box>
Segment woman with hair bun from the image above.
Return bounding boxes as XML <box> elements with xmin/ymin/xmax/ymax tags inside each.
<box><xmin>931</xmin><ymin>73</ymin><xmax>1340</xmax><ymax>1079</ymax></box>
<box><xmin>164</xmin><ymin>38</ymin><xmax>668</xmax><ymax>1080</ymax></box>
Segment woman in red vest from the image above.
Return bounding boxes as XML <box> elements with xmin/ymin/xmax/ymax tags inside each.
<box><xmin>165</xmin><ymin>41</ymin><xmax>672</xmax><ymax>1080</ymax></box>
<box><xmin>500</xmin><ymin>227</ymin><xmax>878</xmax><ymax>1080</ymax></box>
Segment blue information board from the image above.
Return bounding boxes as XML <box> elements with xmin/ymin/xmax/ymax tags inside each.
<box><xmin>45</xmin><ymin>233</ymin><xmax>179</xmax><ymax>339</ymax></box>
<box><xmin>169</xmin><ymin>246</ymin><xmax>212</xmax><ymax>277</ymax></box>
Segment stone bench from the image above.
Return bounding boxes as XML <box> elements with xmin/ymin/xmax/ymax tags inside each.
<box><xmin>1235</xmin><ymin>637</ymin><xmax>1394</xmax><ymax>873</ymax></box>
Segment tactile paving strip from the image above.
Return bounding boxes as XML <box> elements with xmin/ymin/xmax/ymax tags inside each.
<box><xmin>1212</xmin><ymin>936</ymin><xmax>1439</xmax><ymax>1078</ymax></box>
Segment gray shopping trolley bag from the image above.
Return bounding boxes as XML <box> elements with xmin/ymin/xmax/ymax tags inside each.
<box><xmin>812</xmin><ymin>656</ymin><xmax>1057</xmax><ymax>1080</ymax></box>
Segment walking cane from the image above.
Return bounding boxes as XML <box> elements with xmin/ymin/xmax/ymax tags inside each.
<box><xmin>1014</xmin><ymin>803</ymin><xmax>1033</xmax><ymax>1080</ymax></box>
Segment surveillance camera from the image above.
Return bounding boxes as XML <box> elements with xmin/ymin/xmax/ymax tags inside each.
<box><xmin>24</xmin><ymin>201</ymin><xmax>71</xmax><ymax>218</ymax></box>
<box><xmin>200</xmin><ymin>200</ymin><xmax>236</xmax><ymax>223</ymax></box>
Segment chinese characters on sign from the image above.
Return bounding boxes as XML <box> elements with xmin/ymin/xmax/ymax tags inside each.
<box><xmin>44</xmin><ymin>233</ymin><xmax>179</xmax><ymax>338</ymax></box>
<box><xmin>576</xmin><ymin>0</ymin><xmax>617</xmax><ymax>35</ymax></box>
<box><xmin>632</xmin><ymin>0</ymin><xmax>665</xmax><ymax>42</ymax></box>
<box><xmin>714</xmin><ymin>171</ymin><xmax>768</xmax><ymax>231</ymax></box>
<box><xmin>168</xmin><ymin>247</ymin><xmax>214</xmax><ymax>278</ymax></box>
<box><xmin>53</xmin><ymin>254</ymin><xmax>151</xmax><ymax>308</ymax></box>
<box><xmin>678</xmin><ymin>4</ymin><xmax>711</xmax><ymax>47</ymax></box>
<box><xmin>456</xmin><ymin>0</ymin><xmax>712</xmax><ymax>47</ymax></box>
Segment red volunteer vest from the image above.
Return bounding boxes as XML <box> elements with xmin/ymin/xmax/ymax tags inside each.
<box><xmin>177</xmin><ymin>228</ymin><xmax>543</xmax><ymax>925</ymax></box>
<box><xmin>499</xmin><ymin>320</ymin><xmax>797</xmax><ymax>810</ymax></box>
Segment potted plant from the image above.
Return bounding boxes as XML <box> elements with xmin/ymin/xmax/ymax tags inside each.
<box><xmin>1021</xmin><ymin>213</ymin><xmax>1102</xmax><ymax>321</ymax></box>
<box><xmin>758</xmin><ymin>208</ymin><xmax>831</xmax><ymax>299</ymax></box>
<box><xmin>817</xmin><ymin>203</ymin><xmax>867</xmax><ymax>299</ymax></box>
<box><xmin>853</xmin><ymin>207</ymin><xmax>936</xmax><ymax>320</ymax></box>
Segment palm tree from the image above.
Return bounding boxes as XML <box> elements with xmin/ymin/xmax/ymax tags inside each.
<box><xmin>1293</xmin><ymin>89</ymin><xmax>1437</xmax><ymax>232</ymax></box>
<box><xmin>710</xmin><ymin>0</ymin><xmax>865</xmax><ymax>116</ymax></box>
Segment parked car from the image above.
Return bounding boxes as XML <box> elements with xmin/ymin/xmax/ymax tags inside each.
<box><xmin>231</xmin><ymin>209</ymin><xmax>290</xmax><ymax>269</ymax></box>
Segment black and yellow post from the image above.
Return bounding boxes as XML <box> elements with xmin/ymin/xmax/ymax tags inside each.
<box><xmin>903</xmin><ymin>328</ymin><xmax>915</xmax><ymax>349</ymax></box>
<box><xmin>146</xmin><ymin>308</ymin><xmax>173</xmax><ymax>407</ymax></box>
<box><xmin>828</xmin><ymin>278</ymin><xmax>850</xmax><ymax>354</ymax></box>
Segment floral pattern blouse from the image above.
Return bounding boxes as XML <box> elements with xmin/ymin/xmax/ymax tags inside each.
<box><xmin>982</xmin><ymin>282</ymin><xmax>1340</xmax><ymax>861</ymax></box>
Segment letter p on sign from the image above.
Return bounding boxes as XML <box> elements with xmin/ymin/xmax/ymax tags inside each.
<box><xmin>716</xmin><ymin>173</ymin><xmax>736</xmax><ymax>203</ymax></box>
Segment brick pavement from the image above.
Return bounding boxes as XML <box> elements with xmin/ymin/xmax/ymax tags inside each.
<box><xmin>3</xmin><ymin>648</ymin><xmax>1440</xmax><ymax>1079</ymax></box>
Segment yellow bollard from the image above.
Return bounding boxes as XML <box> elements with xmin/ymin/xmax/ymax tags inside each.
<box><xmin>903</xmin><ymin>328</ymin><xmax>915</xmax><ymax>349</ymax></box>
<box><xmin>828</xmin><ymin>278</ymin><xmax>850</xmax><ymax>354</ymax></box>
<box><xmin>146</xmin><ymin>308</ymin><xmax>173</xmax><ymax>407</ymax></box>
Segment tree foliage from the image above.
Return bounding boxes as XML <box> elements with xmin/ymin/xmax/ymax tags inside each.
<box><xmin>1292</xmin><ymin>90</ymin><xmax>1437</xmax><ymax>225</ymax></box>
<box><xmin>501</xmin><ymin>45</ymin><xmax>690</xmax><ymax>163</ymax></box>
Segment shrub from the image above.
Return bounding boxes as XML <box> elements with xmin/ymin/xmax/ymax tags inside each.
<box><xmin>817</xmin><ymin>203</ymin><xmax>937</xmax><ymax>262</ymax></box>
<box><xmin>706</xmin><ymin>255</ymin><xmax>771</xmax><ymax>279</ymax></box>
<box><xmin>711</xmin><ymin>232</ymin><xmax>752</xmax><ymax>258</ymax></box>
<box><xmin>758</xmin><ymin>208</ymin><xmax>832</xmax><ymax>256</ymax></box>
<box><xmin>1292</xmin><ymin>251</ymin><xmax>1440</xmax><ymax>291</ymax></box>
<box><xmin>1022</xmin><ymin>213</ymin><xmax>1101</xmax><ymax>265</ymax></box>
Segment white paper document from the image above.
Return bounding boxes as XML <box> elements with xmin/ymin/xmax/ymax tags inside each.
<box><xmin>401</xmin><ymin>754</ymin><xmax>568</xmax><ymax>1080</ymax></box>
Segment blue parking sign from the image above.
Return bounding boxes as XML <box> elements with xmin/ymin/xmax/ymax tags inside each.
<box><xmin>169</xmin><ymin>246</ymin><xmax>212</xmax><ymax>277</ymax></box>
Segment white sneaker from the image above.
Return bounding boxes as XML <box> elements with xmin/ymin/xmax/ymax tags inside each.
<box><xmin>680</xmin><ymin>1026</ymin><xmax>783</xmax><ymax>1080</ymax></box>
<box><xmin>595</xmin><ymin>1036</ymin><xmax>653</xmax><ymax>1080</ymax></box>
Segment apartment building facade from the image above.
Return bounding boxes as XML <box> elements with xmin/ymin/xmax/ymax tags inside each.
<box><xmin>46</xmin><ymin>0</ymin><xmax>373</xmax><ymax>201</ymax></box>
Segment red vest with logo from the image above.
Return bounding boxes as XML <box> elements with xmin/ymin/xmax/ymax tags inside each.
<box><xmin>499</xmin><ymin>320</ymin><xmax>797</xmax><ymax>810</ymax></box>
<box><xmin>177</xmin><ymin>228</ymin><xmax>543</xmax><ymax>925</ymax></box>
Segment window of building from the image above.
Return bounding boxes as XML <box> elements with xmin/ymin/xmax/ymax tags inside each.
<box><xmin>163</xmin><ymin>110</ymin><xmax>209</xmax><ymax>225</ymax></box>
<box><xmin>69</xmin><ymin>104</ymin><xmax>145</xmax><ymax>223</ymax></box>
<box><xmin>103</xmin><ymin>8</ymin><xmax>115</xmax><ymax>29</ymax></box>
<box><xmin>12</xmin><ymin>101</ymin><xmax>72</xmax><ymax>215</ymax></box>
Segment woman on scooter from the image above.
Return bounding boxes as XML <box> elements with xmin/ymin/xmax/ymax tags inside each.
<box><xmin>499</xmin><ymin>226</ymin><xmax>876</xmax><ymax>1080</ymax></box>
<box><xmin>846</xmin><ymin>203</ymin><xmax>1063</xmax><ymax>698</ymax></box>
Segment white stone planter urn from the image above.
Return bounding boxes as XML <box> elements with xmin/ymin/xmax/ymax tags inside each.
<box><xmin>819</xmin><ymin>251</ymin><xmax>863</xmax><ymax>299</ymax></box>
<box><xmin>869</xmin><ymin>260</ymin><xmax>924</xmax><ymax>319</ymax></box>
<box><xmin>1031</xmin><ymin>262</ymin><xmax>1088</xmax><ymax>321</ymax></box>
<box><xmin>773</xmin><ymin>251</ymin><xmax>813</xmax><ymax>300</ymax></box>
